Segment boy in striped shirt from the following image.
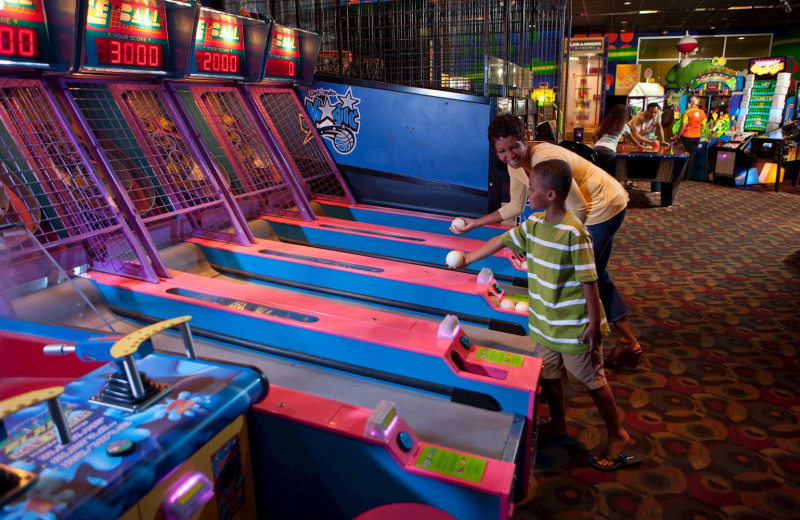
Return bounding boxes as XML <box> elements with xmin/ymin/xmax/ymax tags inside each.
<box><xmin>449</xmin><ymin>159</ymin><xmax>639</xmax><ymax>471</ymax></box>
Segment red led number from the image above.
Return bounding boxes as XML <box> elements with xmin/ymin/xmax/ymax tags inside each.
<box><xmin>265</xmin><ymin>59</ymin><xmax>296</xmax><ymax>78</ymax></box>
<box><xmin>196</xmin><ymin>51</ymin><xmax>241</xmax><ymax>74</ymax></box>
<box><xmin>0</xmin><ymin>25</ymin><xmax>40</xmax><ymax>59</ymax></box>
<box><xmin>96</xmin><ymin>37</ymin><xmax>163</xmax><ymax>68</ymax></box>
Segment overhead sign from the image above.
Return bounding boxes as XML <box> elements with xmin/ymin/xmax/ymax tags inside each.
<box><xmin>749</xmin><ymin>57</ymin><xmax>787</xmax><ymax>77</ymax></box>
<box><xmin>567</xmin><ymin>37</ymin><xmax>605</xmax><ymax>53</ymax></box>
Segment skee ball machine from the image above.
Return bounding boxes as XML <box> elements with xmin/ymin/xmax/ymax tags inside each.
<box><xmin>1</xmin><ymin>226</ymin><xmax>527</xmax><ymax>519</ymax></box>
<box><xmin>0</xmin><ymin>3</ymin><xmax>540</xmax><ymax>517</ymax></box>
<box><xmin>25</xmin><ymin>0</ymin><xmax>542</xmax><ymax>502</ymax></box>
<box><xmin>157</xmin><ymin>10</ymin><xmax>531</xmax><ymax>336</ymax></box>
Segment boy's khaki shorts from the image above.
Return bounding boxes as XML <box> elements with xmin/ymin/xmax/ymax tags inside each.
<box><xmin>533</xmin><ymin>343</ymin><xmax>607</xmax><ymax>391</ymax></box>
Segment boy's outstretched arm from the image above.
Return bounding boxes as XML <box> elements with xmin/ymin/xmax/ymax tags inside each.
<box><xmin>581</xmin><ymin>280</ymin><xmax>603</xmax><ymax>352</ymax></box>
<box><xmin>449</xmin><ymin>235</ymin><xmax>506</xmax><ymax>269</ymax></box>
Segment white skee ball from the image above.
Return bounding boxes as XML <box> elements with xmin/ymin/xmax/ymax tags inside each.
<box><xmin>451</xmin><ymin>217</ymin><xmax>466</xmax><ymax>231</ymax></box>
<box><xmin>500</xmin><ymin>298</ymin><xmax>516</xmax><ymax>310</ymax></box>
<box><xmin>446</xmin><ymin>250</ymin><xmax>465</xmax><ymax>268</ymax></box>
<box><xmin>515</xmin><ymin>301</ymin><xmax>529</xmax><ymax>313</ymax></box>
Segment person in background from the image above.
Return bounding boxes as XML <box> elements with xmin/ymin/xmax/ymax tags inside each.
<box><xmin>447</xmin><ymin>159</ymin><xmax>640</xmax><ymax>471</ymax></box>
<box><xmin>628</xmin><ymin>102</ymin><xmax>667</xmax><ymax>148</ymax></box>
<box><xmin>661</xmin><ymin>105</ymin><xmax>677</xmax><ymax>143</ymax></box>
<box><xmin>451</xmin><ymin>114</ymin><xmax>643</xmax><ymax>371</ymax></box>
<box><xmin>592</xmin><ymin>104</ymin><xmax>646</xmax><ymax>176</ymax></box>
<box><xmin>676</xmin><ymin>96</ymin><xmax>707</xmax><ymax>181</ymax></box>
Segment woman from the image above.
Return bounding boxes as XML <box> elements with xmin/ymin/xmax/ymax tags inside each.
<box><xmin>451</xmin><ymin>114</ymin><xmax>642</xmax><ymax>370</ymax></box>
<box><xmin>592</xmin><ymin>104</ymin><xmax>645</xmax><ymax>176</ymax></box>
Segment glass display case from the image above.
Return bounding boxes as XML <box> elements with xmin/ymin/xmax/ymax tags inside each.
<box><xmin>563</xmin><ymin>38</ymin><xmax>607</xmax><ymax>142</ymax></box>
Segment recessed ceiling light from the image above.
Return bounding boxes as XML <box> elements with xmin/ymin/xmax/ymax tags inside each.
<box><xmin>727</xmin><ymin>5</ymin><xmax>752</xmax><ymax>9</ymax></box>
<box><xmin>639</xmin><ymin>10</ymin><xmax>658</xmax><ymax>14</ymax></box>
<box><xmin>710</xmin><ymin>26</ymin><xmax>716</xmax><ymax>29</ymax></box>
<box><xmin>738</xmin><ymin>36</ymin><xmax>745</xmax><ymax>39</ymax></box>
<box><xmin>623</xmin><ymin>1</ymin><xmax>631</xmax><ymax>4</ymax></box>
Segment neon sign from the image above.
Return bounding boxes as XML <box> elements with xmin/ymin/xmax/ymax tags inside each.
<box><xmin>749</xmin><ymin>57</ymin><xmax>786</xmax><ymax>77</ymax></box>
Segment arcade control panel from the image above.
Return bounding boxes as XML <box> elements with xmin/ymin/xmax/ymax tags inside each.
<box><xmin>0</xmin><ymin>317</ymin><xmax>267</xmax><ymax>519</ymax></box>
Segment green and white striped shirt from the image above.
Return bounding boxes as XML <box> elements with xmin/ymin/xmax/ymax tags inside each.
<box><xmin>501</xmin><ymin>210</ymin><xmax>609</xmax><ymax>354</ymax></box>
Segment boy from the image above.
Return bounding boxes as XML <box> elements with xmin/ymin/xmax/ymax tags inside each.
<box><xmin>448</xmin><ymin>159</ymin><xmax>640</xmax><ymax>471</ymax></box>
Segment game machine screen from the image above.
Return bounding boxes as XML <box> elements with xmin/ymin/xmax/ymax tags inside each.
<box><xmin>496</xmin><ymin>97</ymin><xmax>513</xmax><ymax>115</ymax></box>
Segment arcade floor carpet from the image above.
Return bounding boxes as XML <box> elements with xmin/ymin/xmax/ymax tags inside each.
<box><xmin>514</xmin><ymin>181</ymin><xmax>800</xmax><ymax>520</ymax></box>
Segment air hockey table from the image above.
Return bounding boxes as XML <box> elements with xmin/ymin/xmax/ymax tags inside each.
<box><xmin>614</xmin><ymin>143</ymin><xmax>690</xmax><ymax>207</ymax></box>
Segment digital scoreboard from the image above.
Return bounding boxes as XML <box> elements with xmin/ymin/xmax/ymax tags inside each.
<box><xmin>83</xmin><ymin>0</ymin><xmax>170</xmax><ymax>73</ymax></box>
<box><xmin>263</xmin><ymin>23</ymin><xmax>300</xmax><ymax>81</ymax></box>
<box><xmin>190</xmin><ymin>10</ymin><xmax>246</xmax><ymax>79</ymax></box>
<box><xmin>0</xmin><ymin>0</ymin><xmax>52</xmax><ymax>67</ymax></box>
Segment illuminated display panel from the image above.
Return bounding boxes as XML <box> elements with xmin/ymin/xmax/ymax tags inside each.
<box><xmin>0</xmin><ymin>0</ymin><xmax>50</xmax><ymax>65</ymax></box>
<box><xmin>263</xmin><ymin>25</ymin><xmax>299</xmax><ymax>80</ymax></box>
<box><xmin>83</xmin><ymin>0</ymin><xmax>169</xmax><ymax>73</ymax></box>
<box><xmin>190</xmin><ymin>14</ymin><xmax>245</xmax><ymax>78</ymax></box>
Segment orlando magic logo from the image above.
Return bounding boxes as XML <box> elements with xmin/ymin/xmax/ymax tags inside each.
<box><xmin>304</xmin><ymin>87</ymin><xmax>361</xmax><ymax>154</ymax></box>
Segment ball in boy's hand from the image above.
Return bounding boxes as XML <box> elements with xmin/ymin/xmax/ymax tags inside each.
<box><xmin>500</xmin><ymin>298</ymin><xmax>516</xmax><ymax>310</ymax></box>
<box><xmin>451</xmin><ymin>217</ymin><xmax>466</xmax><ymax>231</ymax></box>
<box><xmin>445</xmin><ymin>250</ymin><xmax>466</xmax><ymax>268</ymax></box>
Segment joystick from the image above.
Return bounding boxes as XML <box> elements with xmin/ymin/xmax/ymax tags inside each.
<box><xmin>44</xmin><ymin>316</ymin><xmax>195</xmax><ymax>413</ymax></box>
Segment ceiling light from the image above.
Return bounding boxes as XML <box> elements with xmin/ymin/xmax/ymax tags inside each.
<box><xmin>638</xmin><ymin>10</ymin><xmax>658</xmax><ymax>14</ymax></box>
<box><xmin>738</xmin><ymin>36</ymin><xmax>745</xmax><ymax>39</ymax></box>
<box><xmin>623</xmin><ymin>1</ymin><xmax>631</xmax><ymax>4</ymax></box>
<box><xmin>709</xmin><ymin>26</ymin><xmax>716</xmax><ymax>29</ymax></box>
<box><xmin>727</xmin><ymin>5</ymin><xmax>753</xmax><ymax>9</ymax></box>
<box><xmin>694</xmin><ymin>7</ymin><xmax>707</xmax><ymax>10</ymax></box>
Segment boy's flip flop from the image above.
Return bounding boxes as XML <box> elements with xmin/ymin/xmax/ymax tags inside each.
<box><xmin>589</xmin><ymin>453</ymin><xmax>642</xmax><ymax>471</ymax></box>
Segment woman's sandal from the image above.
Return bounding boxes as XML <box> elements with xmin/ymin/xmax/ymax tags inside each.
<box><xmin>605</xmin><ymin>341</ymin><xmax>642</xmax><ymax>372</ymax></box>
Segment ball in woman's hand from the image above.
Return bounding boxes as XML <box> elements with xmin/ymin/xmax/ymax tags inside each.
<box><xmin>451</xmin><ymin>217</ymin><xmax>466</xmax><ymax>231</ymax></box>
<box><xmin>445</xmin><ymin>250</ymin><xmax>465</xmax><ymax>268</ymax></box>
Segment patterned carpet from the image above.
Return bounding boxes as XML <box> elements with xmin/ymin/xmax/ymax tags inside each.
<box><xmin>514</xmin><ymin>180</ymin><xmax>800</xmax><ymax>520</ymax></box>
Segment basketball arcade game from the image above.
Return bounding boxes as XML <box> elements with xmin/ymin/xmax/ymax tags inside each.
<box><xmin>1</xmin><ymin>231</ymin><xmax>524</xmax><ymax>519</ymax></box>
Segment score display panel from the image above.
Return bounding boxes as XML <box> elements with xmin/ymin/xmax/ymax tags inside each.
<box><xmin>189</xmin><ymin>11</ymin><xmax>246</xmax><ymax>80</ymax></box>
<box><xmin>82</xmin><ymin>0</ymin><xmax>170</xmax><ymax>73</ymax></box>
<box><xmin>0</xmin><ymin>0</ymin><xmax>52</xmax><ymax>67</ymax></box>
<box><xmin>263</xmin><ymin>24</ymin><xmax>300</xmax><ymax>81</ymax></box>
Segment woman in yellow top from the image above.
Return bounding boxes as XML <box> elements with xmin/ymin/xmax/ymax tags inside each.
<box><xmin>451</xmin><ymin>115</ymin><xmax>642</xmax><ymax>370</ymax></box>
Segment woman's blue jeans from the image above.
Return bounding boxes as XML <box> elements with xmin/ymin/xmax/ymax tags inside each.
<box><xmin>586</xmin><ymin>208</ymin><xmax>628</xmax><ymax>323</ymax></box>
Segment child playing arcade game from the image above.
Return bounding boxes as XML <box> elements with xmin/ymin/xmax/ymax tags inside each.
<box><xmin>446</xmin><ymin>159</ymin><xmax>640</xmax><ymax>471</ymax></box>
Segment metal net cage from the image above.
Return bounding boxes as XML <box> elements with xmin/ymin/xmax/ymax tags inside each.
<box><xmin>61</xmin><ymin>79</ymin><xmax>242</xmax><ymax>242</ymax></box>
<box><xmin>170</xmin><ymin>84</ymin><xmax>306</xmax><ymax>219</ymax></box>
<box><xmin>226</xmin><ymin>0</ymin><xmax>566</xmax><ymax>99</ymax></box>
<box><xmin>0</xmin><ymin>79</ymin><xmax>156</xmax><ymax>281</ymax></box>
<box><xmin>249</xmin><ymin>87</ymin><xmax>349</xmax><ymax>202</ymax></box>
